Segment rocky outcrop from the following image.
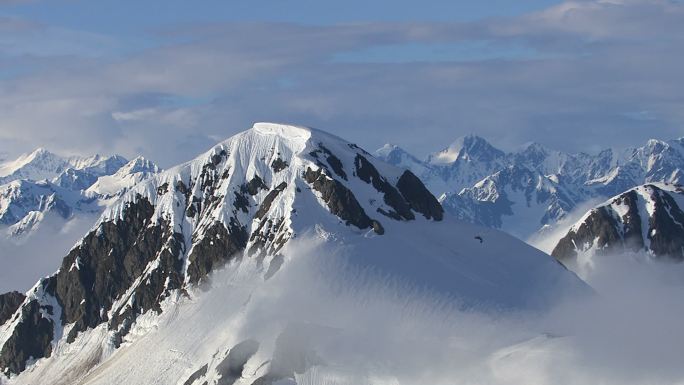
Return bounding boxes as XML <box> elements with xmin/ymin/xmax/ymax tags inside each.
<box><xmin>0</xmin><ymin>299</ymin><xmax>55</xmax><ymax>375</ymax></box>
<box><xmin>187</xmin><ymin>221</ymin><xmax>247</xmax><ymax>284</ymax></box>
<box><xmin>355</xmin><ymin>154</ymin><xmax>414</xmax><ymax>221</ymax></box>
<box><xmin>552</xmin><ymin>184</ymin><xmax>684</xmax><ymax>263</ymax></box>
<box><xmin>304</xmin><ymin>167</ymin><xmax>381</xmax><ymax>234</ymax></box>
<box><xmin>552</xmin><ymin>206</ymin><xmax>626</xmax><ymax>262</ymax></box>
<box><xmin>0</xmin><ymin>291</ymin><xmax>25</xmax><ymax>326</ymax></box>
<box><xmin>49</xmin><ymin>197</ymin><xmax>166</xmax><ymax>342</ymax></box>
<box><xmin>309</xmin><ymin>144</ymin><xmax>347</xmax><ymax>180</ymax></box>
<box><xmin>396</xmin><ymin>170</ymin><xmax>444</xmax><ymax>221</ymax></box>
<box><xmin>215</xmin><ymin>339</ymin><xmax>259</xmax><ymax>384</ymax></box>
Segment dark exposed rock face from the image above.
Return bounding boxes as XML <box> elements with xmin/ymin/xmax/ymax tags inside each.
<box><xmin>354</xmin><ymin>155</ymin><xmax>414</xmax><ymax>221</ymax></box>
<box><xmin>0</xmin><ymin>299</ymin><xmax>54</xmax><ymax>375</ymax></box>
<box><xmin>0</xmin><ymin>292</ymin><xmax>25</xmax><ymax>326</ymax></box>
<box><xmin>270</xmin><ymin>158</ymin><xmax>288</xmax><ymax>173</ymax></box>
<box><xmin>255</xmin><ymin>182</ymin><xmax>287</xmax><ymax>220</ymax></box>
<box><xmin>354</xmin><ymin>154</ymin><xmax>443</xmax><ymax>222</ymax></box>
<box><xmin>250</xmin><ymin>183</ymin><xmax>291</xmax><ymax>258</ymax></box>
<box><xmin>309</xmin><ymin>144</ymin><xmax>347</xmax><ymax>180</ymax></box>
<box><xmin>0</xmin><ymin>196</ymin><xmax>188</xmax><ymax>373</ymax></box>
<box><xmin>216</xmin><ymin>339</ymin><xmax>259</xmax><ymax>385</ymax></box>
<box><xmin>648</xmin><ymin>189</ymin><xmax>684</xmax><ymax>258</ymax></box>
<box><xmin>304</xmin><ymin>167</ymin><xmax>380</xmax><ymax>234</ymax></box>
<box><xmin>552</xmin><ymin>185</ymin><xmax>684</xmax><ymax>262</ymax></box>
<box><xmin>47</xmin><ymin>196</ymin><xmax>176</xmax><ymax>342</ymax></box>
<box><xmin>183</xmin><ymin>364</ymin><xmax>208</xmax><ymax>385</ymax></box>
<box><xmin>187</xmin><ymin>221</ymin><xmax>248</xmax><ymax>284</ymax></box>
<box><xmin>552</xmin><ymin>207</ymin><xmax>624</xmax><ymax>262</ymax></box>
<box><xmin>396</xmin><ymin>170</ymin><xmax>444</xmax><ymax>221</ymax></box>
<box><xmin>243</xmin><ymin>176</ymin><xmax>268</xmax><ymax>196</ymax></box>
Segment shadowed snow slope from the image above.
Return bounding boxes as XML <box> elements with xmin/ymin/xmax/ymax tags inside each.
<box><xmin>0</xmin><ymin>123</ymin><xmax>587</xmax><ymax>384</ymax></box>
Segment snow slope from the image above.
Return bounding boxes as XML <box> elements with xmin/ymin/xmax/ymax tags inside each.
<box><xmin>0</xmin><ymin>123</ymin><xmax>588</xmax><ymax>384</ymax></box>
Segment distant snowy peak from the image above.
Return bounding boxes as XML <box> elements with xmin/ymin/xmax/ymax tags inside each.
<box><xmin>66</xmin><ymin>153</ymin><xmax>129</xmax><ymax>175</ymax></box>
<box><xmin>115</xmin><ymin>156</ymin><xmax>159</xmax><ymax>175</ymax></box>
<box><xmin>86</xmin><ymin>156</ymin><xmax>161</xmax><ymax>198</ymax></box>
<box><xmin>374</xmin><ymin>143</ymin><xmax>430</xmax><ymax>176</ymax></box>
<box><xmin>552</xmin><ymin>183</ymin><xmax>684</xmax><ymax>263</ymax></box>
<box><xmin>0</xmin><ymin>148</ymin><xmax>69</xmax><ymax>184</ymax></box>
<box><xmin>0</xmin><ymin>148</ymin><xmax>129</xmax><ymax>186</ymax></box>
<box><xmin>426</xmin><ymin>134</ymin><xmax>505</xmax><ymax>165</ymax></box>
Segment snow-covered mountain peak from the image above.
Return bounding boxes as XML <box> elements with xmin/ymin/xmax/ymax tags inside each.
<box><xmin>427</xmin><ymin>134</ymin><xmax>504</xmax><ymax>165</ymax></box>
<box><xmin>115</xmin><ymin>156</ymin><xmax>159</xmax><ymax>176</ymax></box>
<box><xmin>252</xmin><ymin>121</ymin><xmax>313</xmax><ymax>141</ymax></box>
<box><xmin>515</xmin><ymin>142</ymin><xmax>551</xmax><ymax>164</ymax></box>
<box><xmin>103</xmin><ymin>122</ymin><xmax>442</xmax><ymax>237</ymax></box>
<box><xmin>66</xmin><ymin>153</ymin><xmax>128</xmax><ymax>175</ymax></box>
<box><xmin>375</xmin><ymin>143</ymin><xmax>401</xmax><ymax>158</ymax></box>
<box><xmin>0</xmin><ymin>148</ymin><xmax>68</xmax><ymax>182</ymax></box>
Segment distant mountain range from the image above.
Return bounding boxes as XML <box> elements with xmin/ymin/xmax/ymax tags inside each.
<box><xmin>0</xmin><ymin>148</ymin><xmax>159</xmax><ymax>238</ymax></box>
<box><xmin>376</xmin><ymin>135</ymin><xmax>684</xmax><ymax>240</ymax></box>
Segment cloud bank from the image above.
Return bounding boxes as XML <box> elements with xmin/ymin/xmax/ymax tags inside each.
<box><xmin>197</xmin><ymin>238</ymin><xmax>684</xmax><ymax>384</ymax></box>
<box><xmin>0</xmin><ymin>0</ymin><xmax>682</xmax><ymax>166</ymax></box>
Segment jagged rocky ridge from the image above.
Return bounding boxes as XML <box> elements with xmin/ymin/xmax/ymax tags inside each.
<box><xmin>552</xmin><ymin>183</ymin><xmax>684</xmax><ymax>264</ymax></box>
<box><xmin>0</xmin><ymin>123</ymin><xmax>444</xmax><ymax>377</ymax></box>
<box><xmin>376</xmin><ymin>136</ymin><xmax>684</xmax><ymax>239</ymax></box>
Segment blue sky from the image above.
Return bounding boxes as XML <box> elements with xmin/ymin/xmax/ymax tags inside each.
<box><xmin>3</xmin><ymin>1</ymin><xmax>560</xmax><ymax>27</ymax></box>
<box><xmin>0</xmin><ymin>0</ymin><xmax>682</xmax><ymax>166</ymax></box>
